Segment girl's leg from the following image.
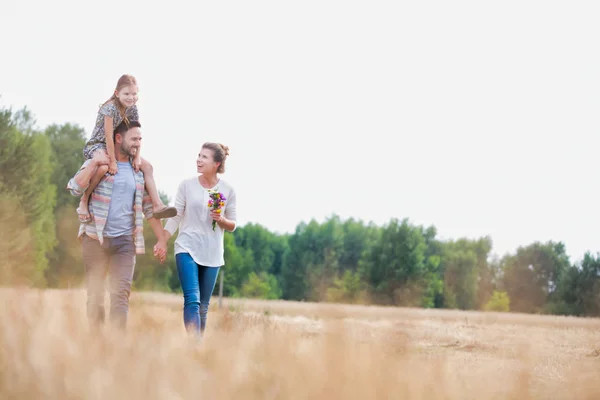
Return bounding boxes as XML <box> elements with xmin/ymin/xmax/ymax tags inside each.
<box><xmin>139</xmin><ymin>158</ymin><xmax>177</xmax><ymax>219</ymax></box>
<box><xmin>176</xmin><ymin>253</ymin><xmax>201</xmax><ymax>335</ymax></box>
<box><xmin>198</xmin><ymin>266</ymin><xmax>221</xmax><ymax>335</ymax></box>
<box><xmin>76</xmin><ymin>152</ymin><xmax>110</xmax><ymax>222</ymax></box>
<box><xmin>77</xmin><ymin>164</ymin><xmax>109</xmax><ymax>222</ymax></box>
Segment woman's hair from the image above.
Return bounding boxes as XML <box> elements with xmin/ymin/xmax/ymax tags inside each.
<box><xmin>202</xmin><ymin>142</ymin><xmax>230</xmax><ymax>174</ymax></box>
<box><xmin>101</xmin><ymin>74</ymin><xmax>138</xmax><ymax>126</ymax></box>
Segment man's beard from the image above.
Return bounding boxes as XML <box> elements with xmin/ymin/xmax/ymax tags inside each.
<box><xmin>120</xmin><ymin>145</ymin><xmax>137</xmax><ymax>158</ymax></box>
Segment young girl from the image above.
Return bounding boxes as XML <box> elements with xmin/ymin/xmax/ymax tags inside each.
<box><xmin>72</xmin><ymin>74</ymin><xmax>176</xmax><ymax>222</ymax></box>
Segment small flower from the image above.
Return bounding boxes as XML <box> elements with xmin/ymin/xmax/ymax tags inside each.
<box><xmin>207</xmin><ymin>187</ymin><xmax>226</xmax><ymax>231</ymax></box>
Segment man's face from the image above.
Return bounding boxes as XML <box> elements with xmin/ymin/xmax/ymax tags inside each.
<box><xmin>119</xmin><ymin>127</ymin><xmax>142</xmax><ymax>158</ymax></box>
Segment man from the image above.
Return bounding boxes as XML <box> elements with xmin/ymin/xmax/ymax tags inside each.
<box><xmin>68</xmin><ymin>120</ymin><xmax>166</xmax><ymax>329</ymax></box>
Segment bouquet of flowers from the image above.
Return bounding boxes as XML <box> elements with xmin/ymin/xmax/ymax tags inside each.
<box><xmin>207</xmin><ymin>188</ymin><xmax>226</xmax><ymax>231</ymax></box>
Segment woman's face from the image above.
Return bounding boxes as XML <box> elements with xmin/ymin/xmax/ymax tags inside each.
<box><xmin>197</xmin><ymin>148</ymin><xmax>219</xmax><ymax>174</ymax></box>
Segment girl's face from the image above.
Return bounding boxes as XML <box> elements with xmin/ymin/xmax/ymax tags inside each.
<box><xmin>197</xmin><ymin>148</ymin><xmax>220</xmax><ymax>174</ymax></box>
<box><xmin>115</xmin><ymin>85</ymin><xmax>138</xmax><ymax>108</ymax></box>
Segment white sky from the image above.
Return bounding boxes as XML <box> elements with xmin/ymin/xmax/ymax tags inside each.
<box><xmin>1</xmin><ymin>0</ymin><xmax>599</xmax><ymax>263</ymax></box>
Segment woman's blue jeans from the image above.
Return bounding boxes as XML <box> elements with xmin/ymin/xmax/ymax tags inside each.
<box><xmin>175</xmin><ymin>253</ymin><xmax>221</xmax><ymax>336</ymax></box>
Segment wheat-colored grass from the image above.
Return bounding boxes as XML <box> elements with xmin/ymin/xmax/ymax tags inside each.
<box><xmin>1</xmin><ymin>287</ymin><xmax>599</xmax><ymax>399</ymax></box>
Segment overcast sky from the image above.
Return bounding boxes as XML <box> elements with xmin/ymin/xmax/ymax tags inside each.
<box><xmin>2</xmin><ymin>0</ymin><xmax>599</xmax><ymax>262</ymax></box>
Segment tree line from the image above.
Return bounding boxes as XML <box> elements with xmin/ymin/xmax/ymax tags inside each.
<box><xmin>1</xmin><ymin>104</ymin><xmax>598</xmax><ymax>317</ymax></box>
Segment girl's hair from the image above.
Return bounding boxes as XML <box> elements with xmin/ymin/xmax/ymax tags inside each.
<box><xmin>101</xmin><ymin>74</ymin><xmax>138</xmax><ymax>126</ymax></box>
<box><xmin>202</xmin><ymin>142</ymin><xmax>230</xmax><ymax>174</ymax></box>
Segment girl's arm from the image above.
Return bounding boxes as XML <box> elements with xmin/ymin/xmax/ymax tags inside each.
<box><xmin>104</xmin><ymin>116</ymin><xmax>117</xmax><ymax>174</ymax></box>
<box><xmin>130</xmin><ymin>105</ymin><xmax>142</xmax><ymax>171</ymax></box>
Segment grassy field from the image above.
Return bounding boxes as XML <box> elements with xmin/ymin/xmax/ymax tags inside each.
<box><xmin>1</xmin><ymin>287</ymin><xmax>599</xmax><ymax>399</ymax></box>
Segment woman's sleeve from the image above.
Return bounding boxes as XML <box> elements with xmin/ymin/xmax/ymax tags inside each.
<box><xmin>225</xmin><ymin>187</ymin><xmax>237</xmax><ymax>230</ymax></box>
<box><xmin>164</xmin><ymin>180</ymin><xmax>186</xmax><ymax>236</ymax></box>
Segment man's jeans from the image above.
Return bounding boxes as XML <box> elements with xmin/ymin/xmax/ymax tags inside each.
<box><xmin>175</xmin><ymin>253</ymin><xmax>220</xmax><ymax>336</ymax></box>
<box><xmin>81</xmin><ymin>234</ymin><xmax>136</xmax><ymax>330</ymax></box>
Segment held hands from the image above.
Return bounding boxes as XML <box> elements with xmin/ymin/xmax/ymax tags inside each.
<box><xmin>153</xmin><ymin>239</ymin><xmax>167</xmax><ymax>264</ymax></box>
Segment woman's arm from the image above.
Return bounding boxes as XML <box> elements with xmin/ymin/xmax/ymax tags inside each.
<box><xmin>162</xmin><ymin>180</ymin><xmax>186</xmax><ymax>240</ymax></box>
<box><xmin>215</xmin><ymin>215</ymin><xmax>236</xmax><ymax>232</ymax></box>
<box><xmin>154</xmin><ymin>181</ymin><xmax>186</xmax><ymax>260</ymax></box>
<box><xmin>216</xmin><ymin>187</ymin><xmax>237</xmax><ymax>232</ymax></box>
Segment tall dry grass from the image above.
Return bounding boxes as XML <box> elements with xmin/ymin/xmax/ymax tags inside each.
<box><xmin>1</xmin><ymin>287</ymin><xmax>599</xmax><ymax>399</ymax></box>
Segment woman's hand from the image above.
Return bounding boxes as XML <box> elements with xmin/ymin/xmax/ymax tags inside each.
<box><xmin>209</xmin><ymin>210</ymin><xmax>236</xmax><ymax>231</ymax></box>
<box><xmin>210</xmin><ymin>210</ymin><xmax>223</xmax><ymax>224</ymax></box>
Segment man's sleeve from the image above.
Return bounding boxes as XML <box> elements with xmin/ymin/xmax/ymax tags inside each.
<box><xmin>66</xmin><ymin>159</ymin><xmax>92</xmax><ymax>197</ymax></box>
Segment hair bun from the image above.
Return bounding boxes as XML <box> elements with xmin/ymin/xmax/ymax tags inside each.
<box><xmin>219</xmin><ymin>144</ymin><xmax>230</xmax><ymax>156</ymax></box>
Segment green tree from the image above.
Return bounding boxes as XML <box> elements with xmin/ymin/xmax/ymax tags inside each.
<box><xmin>439</xmin><ymin>237</ymin><xmax>492</xmax><ymax>310</ymax></box>
<box><xmin>0</xmin><ymin>185</ymin><xmax>36</xmax><ymax>285</ymax></box>
<box><xmin>338</xmin><ymin>218</ymin><xmax>373</xmax><ymax>272</ymax></box>
<box><xmin>45</xmin><ymin>123</ymin><xmax>87</xmax><ymax>210</ymax></box>
<box><xmin>0</xmin><ymin>107</ymin><xmax>56</xmax><ymax>287</ymax></box>
<box><xmin>551</xmin><ymin>253</ymin><xmax>600</xmax><ymax>317</ymax></box>
<box><xmin>44</xmin><ymin>123</ymin><xmax>88</xmax><ymax>287</ymax></box>
<box><xmin>221</xmin><ymin>233</ymin><xmax>253</xmax><ymax>297</ymax></box>
<box><xmin>501</xmin><ymin>241</ymin><xmax>570</xmax><ymax>313</ymax></box>
<box><xmin>359</xmin><ymin>218</ymin><xmax>438</xmax><ymax>306</ymax></box>
<box><xmin>280</xmin><ymin>215</ymin><xmax>344</xmax><ymax>301</ymax></box>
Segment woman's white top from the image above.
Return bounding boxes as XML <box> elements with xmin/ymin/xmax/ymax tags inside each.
<box><xmin>164</xmin><ymin>176</ymin><xmax>237</xmax><ymax>267</ymax></box>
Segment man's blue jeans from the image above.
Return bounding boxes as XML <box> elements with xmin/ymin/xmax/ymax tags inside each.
<box><xmin>175</xmin><ymin>253</ymin><xmax>221</xmax><ymax>336</ymax></box>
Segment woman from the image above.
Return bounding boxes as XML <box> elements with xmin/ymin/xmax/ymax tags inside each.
<box><xmin>155</xmin><ymin>142</ymin><xmax>237</xmax><ymax>337</ymax></box>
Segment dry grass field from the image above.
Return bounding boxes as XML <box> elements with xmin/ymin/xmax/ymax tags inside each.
<box><xmin>1</xmin><ymin>287</ymin><xmax>599</xmax><ymax>399</ymax></box>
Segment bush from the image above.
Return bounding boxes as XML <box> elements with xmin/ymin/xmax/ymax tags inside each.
<box><xmin>483</xmin><ymin>291</ymin><xmax>510</xmax><ymax>312</ymax></box>
<box><xmin>326</xmin><ymin>270</ymin><xmax>368</xmax><ymax>304</ymax></box>
<box><xmin>240</xmin><ymin>272</ymin><xmax>282</xmax><ymax>300</ymax></box>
